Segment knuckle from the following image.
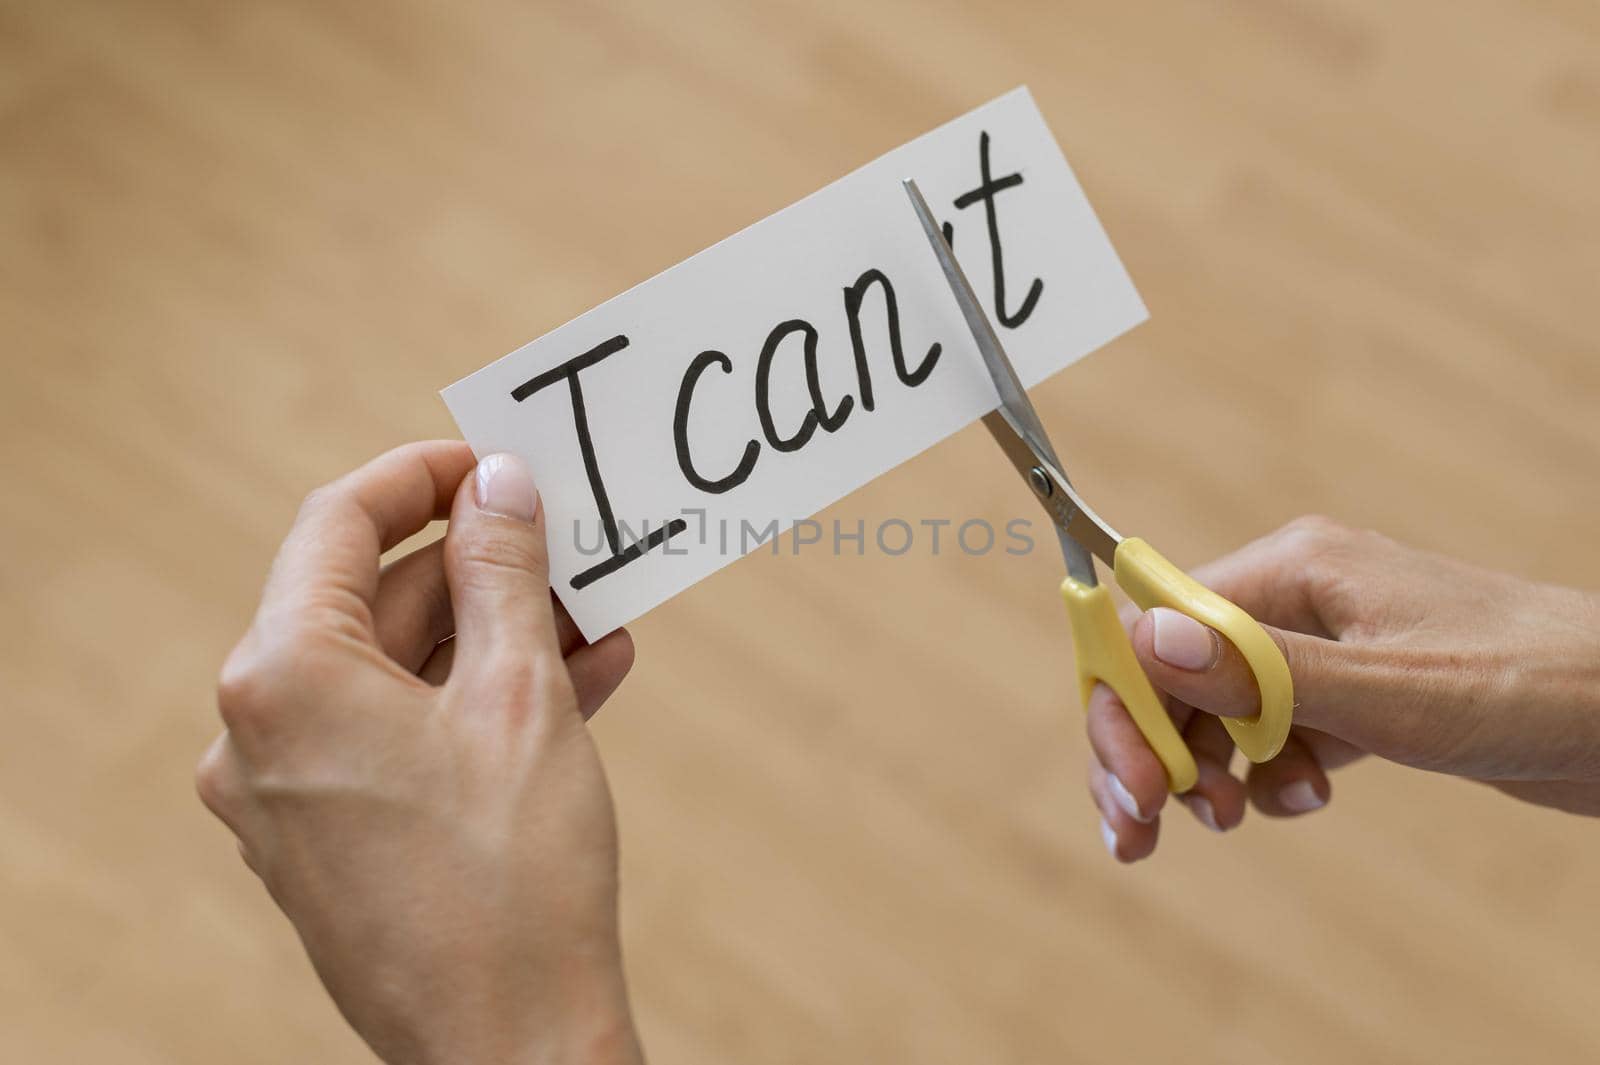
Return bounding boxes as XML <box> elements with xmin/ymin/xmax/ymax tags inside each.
<box><xmin>476</xmin><ymin>647</ymin><xmax>573</xmax><ymax>710</ymax></box>
<box><xmin>194</xmin><ymin>741</ymin><xmax>243</xmax><ymax>821</ymax></box>
<box><xmin>193</xmin><ymin>757</ymin><xmax>226</xmax><ymax>815</ymax></box>
<box><xmin>295</xmin><ymin>482</ymin><xmax>337</xmax><ymax>521</ymax></box>
<box><xmin>479</xmin><ymin>643</ymin><xmax>536</xmax><ymax>681</ymax></box>
<box><xmin>1276</xmin><ymin>514</ymin><xmax>1394</xmax><ymax>601</ymax></box>
<box><xmin>215</xmin><ymin>628</ymin><xmax>330</xmax><ymax>737</ymax></box>
<box><xmin>454</xmin><ymin>528</ymin><xmax>549</xmax><ymax>583</ymax></box>
<box><xmin>216</xmin><ymin>646</ymin><xmax>273</xmax><ymax>734</ymax></box>
<box><xmin>1275</xmin><ymin>515</ymin><xmax>1354</xmax><ymax>582</ymax></box>
<box><xmin>1278</xmin><ymin>514</ymin><xmax>1349</xmax><ymax>553</ymax></box>
<box><xmin>479</xmin><ymin>648</ymin><xmax>539</xmax><ymax>694</ymax></box>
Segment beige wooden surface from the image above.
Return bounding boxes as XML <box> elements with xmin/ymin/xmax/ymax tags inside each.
<box><xmin>4</xmin><ymin>1</ymin><xmax>1600</xmax><ymax>1061</ymax></box>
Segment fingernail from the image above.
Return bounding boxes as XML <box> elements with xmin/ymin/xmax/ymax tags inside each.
<box><xmin>1150</xmin><ymin>607</ymin><xmax>1220</xmax><ymax>671</ymax></box>
<box><xmin>1099</xmin><ymin>817</ymin><xmax>1119</xmax><ymax>859</ymax></box>
<box><xmin>1279</xmin><ymin>780</ymin><xmax>1326</xmax><ymax>814</ymax></box>
<box><xmin>1107</xmin><ymin>774</ymin><xmax>1152</xmax><ymax>824</ymax></box>
<box><xmin>1183</xmin><ymin>794</ymin><xmax>1225</xmax><ymax>833</ymax></box>
<box><xmin>474</xmin><ymin>453</ymin><xmax>538</xmax><ymax>522</ymax></box>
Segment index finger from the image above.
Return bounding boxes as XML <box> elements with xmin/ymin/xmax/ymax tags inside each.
<box><xmin>1182</xmin><ymin>518</ymin><xmax>1350</xmax><ymax>639</ymax></box>
<box><xmin>258</xmin><ymin>440</ymin><xmax>475</xmax><ymax>635</ymax></box>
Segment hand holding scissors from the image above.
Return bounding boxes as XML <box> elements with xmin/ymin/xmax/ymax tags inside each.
<box><xmin>904</xmin><ymin>179</ymin><xmax>1294</xmax><ymax>796</ymax></box>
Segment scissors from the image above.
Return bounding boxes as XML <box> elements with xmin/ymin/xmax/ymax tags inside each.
<box><xmin>903</xmin><ymin>179</ymin><xmax>1293</xmax><ymax>793</ymax></box>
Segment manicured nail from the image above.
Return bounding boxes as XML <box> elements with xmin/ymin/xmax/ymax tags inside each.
<box><xmin>1107</xmin><ymin>773</ymin><xmax>1152</xmax><ymax>824</ymax></box>
<box><xmin>474</xmin><ymin>453</ymin><xmax>538</xmax><ymax>522</ymax></box>
<box><xmin>1183</xmin><ymin>794</ymin><xmax>1224</xmax><ymax>833</ymax></box>
<box><xmin>1279</xmin><ymin>780</ymin><xmax>1325</xmax><ymax>814</ymax></box>
<box><xmin>1099</xmin><ymin>817</ymin><xmax>1119</xmax><ymax>859</ymax></box>
<box><xmin>1150</xmin><ymin>607</ymin><xmax>1220</xmax><ymax>671</ymax></box>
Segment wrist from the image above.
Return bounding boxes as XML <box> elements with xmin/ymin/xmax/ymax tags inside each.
<box><xmin>531</xmin><ymin>946</ymin><xmax>643</xmax><ymax>1065</ymax></box>
<box><xmin>555</xmin><ymin>1009</ymin><xmax>644</xmax><ymax>1065</ymax></box>
<box><xmin>529</xmin><ymin>986</ymin><xmax>643</xmax><ymax>1065</ymax></box>
<box><xmin>413</xmin><ymin>957</ymin><xmax>642</xmax><ymax>1065</ymax></box>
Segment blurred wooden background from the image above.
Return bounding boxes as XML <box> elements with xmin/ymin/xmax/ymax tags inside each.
<box><xmin>3</xmin><ymin>1</ymin><xmax>1599</xmax><ymax>1061</ymax></box>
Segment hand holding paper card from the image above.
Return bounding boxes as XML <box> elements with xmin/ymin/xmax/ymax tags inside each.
<box><xmin>442</xmin><ymin>87</ymin><xmax>1146</xmax><ymax>640</ymax></box>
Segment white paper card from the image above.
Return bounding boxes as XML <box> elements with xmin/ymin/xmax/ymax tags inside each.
<box><xmin>441</xmin><ymin>87</ymin><xmax>1145</xmax><ymax>639</ymax></box>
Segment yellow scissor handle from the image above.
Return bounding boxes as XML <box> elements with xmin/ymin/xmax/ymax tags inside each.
<box><xmin>1112</xmin><ymin>537</ymin><xmax>1294</xmax><ymax>764</ymax></box>
<box><xmin>1060</xmin><ymin>539</ymin><xmax>1295</xmax><ymax>793</ymax></box>
<box><xmin>1062</xmin><ymin>578</ymin><xmax>1199</xmax><ymax>793</ymax></box>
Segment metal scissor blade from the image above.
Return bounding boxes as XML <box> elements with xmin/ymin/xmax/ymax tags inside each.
<box><xmin>982</xmin><ymin>408</ymin><xmax>1121</xmax><ymax>570</ymax></box>
<box><xmin>902</xmin><ymin>180</ymin><xmax>1058</xmax><ymax>463</ymax></box>
<box><xmin>903</xmin><ymin>178</ymin><xmax>1100</xmax><ymax>585</ymax></box>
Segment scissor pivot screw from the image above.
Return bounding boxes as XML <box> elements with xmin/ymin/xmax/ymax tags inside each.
<box><xmin>1029</xmin><ymin>467</ymin><xmax>1053</xmax><ymax>497</ymax></box>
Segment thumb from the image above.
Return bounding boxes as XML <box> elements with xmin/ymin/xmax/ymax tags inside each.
<box><xmin>1129</xmin><ymin>606</ymin><xmax>1360</xmax><ymax>737</ymax></box>
<box><xmin>443</xmin><ymin>452</ymin><xmax>563</xmax><ymax>678</ymax></box>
